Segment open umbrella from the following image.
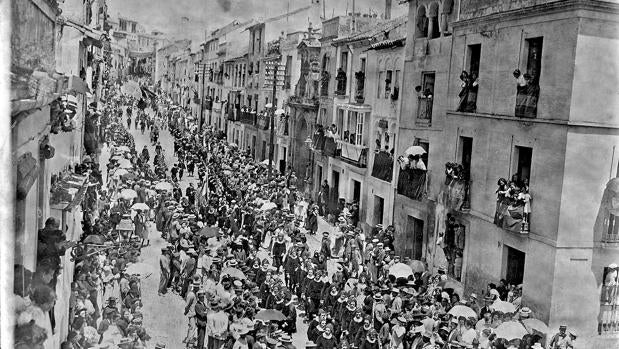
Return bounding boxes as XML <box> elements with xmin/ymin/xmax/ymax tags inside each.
<box><xmin>522</xmin><ymin>318</ymin><xmax>550</xmax><ymax>334</ymax></box>
<box><xmin>448</xmin><ymin>305</ymin><xmax>478</xmax><ymax>319</ymax></box>
<box><xmin>116</xmin><ymin>145</ymin><xmax>131</xmax><ymax>152</ymax></box>
<box><xmin>228</xmin><ymin>143</ymin><xmax>238</xmax><ymax>148</ymax></box>
<box><xmin>255</xmin><ymin>309</ymin><xmax>286</xmax><ymax>322</ymax></box>
<box><xmin>260</xmin><ymin>202</ymin><xmax>277</xmax><ymax>211</ymax></box>
<box><xmin>125</xmin><ymin>262</ymin><xmax>155</xmax><ymax>275</ymax></box>
<box><xmin>221</xmin><ymin>267</ymin><xmax>246</xmax><ymax>280</ymax></box>
<box><xmin>494</xmin><ymin>321</ymin><xmax>528</xmax><ymax>340</ymax></box>
<box><xmin>154</xmin><ymin>182</ymin><xmax>173</xmax><ymax>191</ymax></box>
<box><xmin>438</xmin><ymin>279</ymin><xmax>460</xmax><ymax>290</ymax></box>
<box><xmin>198</xmin><ymin>226</ymin><xmax>219</xmax><ymax>238</ymax></box>
<box><xmin>118</xmin><ymin>159</ymin><xmax>133</xmax><ymax>169</ymax></box>
<box><xmin>491</xmin><ymin>300</ymin><xmax>517</xmax><ymax>314</ymax></box>
<box><xmin>404</xmin><ymin>145</ymin><xmax>427</xmax><ymax>156</ymax></box>
<box><xmin>111</xmin><ymin>155</ymin><xmax>124</xmax><ymax>160</ymax></box>
<box><xmin>83</xmin><ymin>235</ymin><xmax>106</xmax><ymax>245</ymax></box>
<box><xmin>112</xmin><ymin>169</ymin><xmax>129</xmax><ymax>177</ymax></box>
<box><xmin>389</xmin><ymin>263</ymin><xmax>413</xmax><ymax>278</ymax></box>
<box><xmin>408</xmin><ymin>260</ymin><xmax>425</xmax><ymax>273</ymax></box>
<box><xmin>119</xmin><ymin>189</ymin><xmax>138</xmax><ymax>200</ymax></box>
<box><xmin>131</xmin><ymin>203</ymin><xmax>150</xmax><ymax>211</ymax></box>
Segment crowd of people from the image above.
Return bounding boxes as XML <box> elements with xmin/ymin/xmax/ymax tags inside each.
<box><xmin>12</xmin><ymin>81</ymin><xmax>576</xmax><ymax>349</ymax></box>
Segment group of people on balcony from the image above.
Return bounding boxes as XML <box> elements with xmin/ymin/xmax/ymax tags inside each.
<box><xmin>457</xmin><ymin>71</ymin><xmax>479</xmax><ymax>113</ymax></box>
<box><xmin>494</xmin><ymin>175</ymin><xmax>532</xmax><ymax>233</ymax></box>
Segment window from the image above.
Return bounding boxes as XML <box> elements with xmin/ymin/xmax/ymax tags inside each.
<box><xmin>360</xmin><ymin>57</ymin><xmax>366</xmax><ymax>73</ymax></box>
<box><xmin>378</xmin><ymin>71</ymin><xmax>384</xmax><ymax>98</ymax></box>
<box><xmin>503</xmin><ymin>245</ymin><xmax>525</xmax><ymax>285</ymax></box>
<box><xmin>526</xmin><ymin>37</ymin><xmax>543</xmax><ymax>83</ymax></box>
<box><xmin>417</xmin><ymin>72</ymin><xmax>435</xmax><ymax>121</ymax></box>
<box><xmin>513</xmin><ymin>145</ymin><xmax>532</xmax><ymax>187</ymax></box>
<box><xmin>407</xmin><ymin>216</ymin><xmax>425</xmax><ymax>261</ymax></box>
<box><xmin>374</xmin><ymin>195</ymin><xmax>385</xmax><ymax>225</ymax></box>
<box><xmin>414</xmin><ymin>139</ymin><xmax>429</xmax><ymax>169</ymax></box>
<box><xmin>385</xmin><ymin>70</ymin><xmax>393</xmax><ymax>98</ymax></box>
<box><xmin>468</xmin><ymin>44</ymin><xmax>481</xmax><ymax>76</ymax></box>
<box><xmin>340</xmin><ymin>51</ymin><xmax>348</xmax><ymax>72</ymax></box>
<box><xmin>459</xmin><ymin>137</ymin><xmax>473</xmax><ymax>180</ymax></box>
<box><xmin>336</xmin><ymin>108</ymin><xmax>344</xmax><ymax>136</ymax></box>
<box><xmin>416</xmin><ymin>7</ymin><xmax>428</xmax><ymax>38</ymax></box>
<box><xmin>355</xmin><ymin>112</ymin><xmax>365</xmax><ymax>145</ymax></box>
<box><xmin>284</xmin><ymin>55</ymin><xmax>292</xmax><ymax>89</ymax></box>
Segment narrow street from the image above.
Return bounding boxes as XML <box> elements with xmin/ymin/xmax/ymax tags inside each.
<box><xmin>104</xmin><ymin>111</ymin><xmax>336</xmax><ymax>348</ymax></box>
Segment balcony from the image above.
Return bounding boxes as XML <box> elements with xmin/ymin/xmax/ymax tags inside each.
<box><xmin>397</xmin><ymin>168</ymin><xmax>428</xmax><ymax>201</ymax></box>
<box><xmin>371</xmin><ymin>150</ymin><xmax>394</xmax><ymax>182</ymax></box>
<box><xmin>416</xmin><ymin>96</ymin><xmax>433</xmax><ymax>125</ymax></box>
<box><xmin>335</xmin><ymin>68</ymin><xmax>347</xmax><ymax>96</ymax></box>
<box><xmin>227</xmin><ymin>105</ymin><xmax>240</xmax><ymax>122</ymax></box>
<box><xmin>277</xmin><ymin>115</ymin><xmax>289</xmax><ymax>136</ymax></box>
<box><xmin>320</xmin><ymin>71</ymin><xmax>330</xmax><ymax>96</ymax></box>
<box><xmin>239</xmin><ymin>110</ymin><xmax>256</xmax><ymax>125</ymax></box>
<box><xmin>355</xmin><ymin>71</ymin><xmax>365</xmax><ymax>104</ymax></box>
<box><xmin>257</xmin><ymin>112</ymin><xmax>270</xmax><ymax>130</ymax></box>
<box><xmin>338</xmin><ymin>141</ymin><xmax>368</xmax><ymax>168</ymax></box>
<box><xmin>514</xmin><ymin>72</ymin><xmax>539</xmax><ymax>119</ymax></box>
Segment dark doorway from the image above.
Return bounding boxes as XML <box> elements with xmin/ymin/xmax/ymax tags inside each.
<box><xmin>514</xmin><ymin>146</ymin><xmax>533</xmax><ymax>185</ymax></box>
<box><xmin>352</xmin><ymin>180</ymin><xmax>361</xmax><ymax>203</ymax></box>
<box><xmin>330</xmin><ymin>171</ymin><xmax>340</xmax><ymax>212</ymax></box>
<box><xmin>279</xmin><ymin>147</ymin><xmax>287</xmax><ymax>174</ymax></box>
<box><xmin>374</xmin><ymin>195</ymin><xmax>384</xmax><ymax>225</ymax></box>
<box><xmin>504</xmin><ymin>246</ymin><xmax>526</xmax><ymax>285</ymax></box>
<box><xmin>407</xmin><ymin>216</ymin><xmax>424</xmax><ymax>260</ymax></box>
<box><xmin>261</xmin><ymin>141</ymin><xmax>267</xmax><ymax>161</ymax></box>
<box><xmin>251</xmin><ymin>136</ymin><xmax>257</xmax><ymax>159</ymax></box>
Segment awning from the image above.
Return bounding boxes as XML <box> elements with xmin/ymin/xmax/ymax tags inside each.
<box><xmin>69</xmin><ymin>75</ymin><xmax>90</xmax><ymax>94</ymax></box>
<box><xmin>64</xmin><ymin>19</ymin><xmax>104</xmax><ymax>47</ymax></box>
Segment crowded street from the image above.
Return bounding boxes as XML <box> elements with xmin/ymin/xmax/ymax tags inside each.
<box><xmin>7</xmin><ymin>0</ymin><xmax>619</xmax><ymax>349</ymax></box>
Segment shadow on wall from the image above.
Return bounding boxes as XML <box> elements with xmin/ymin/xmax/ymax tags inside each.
<box><xmin>593</xmin><ymin>178</ymin><xmax>619</xmax><ymax>335</ymax></box>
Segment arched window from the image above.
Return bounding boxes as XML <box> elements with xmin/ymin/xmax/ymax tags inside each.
<box><xmin>416</xmin><ymin>6</ymin><xmax>428</xmax><ymax>38</ymax></box>
<box><xmin>428</xmin><ymin>3</ymin><xmax>440</xmax><ymax>39</ymax></box>
<box><xmin>441</xmin><ymin>0</ymin><xmax>454</xmax><ymax>34</ymax></box>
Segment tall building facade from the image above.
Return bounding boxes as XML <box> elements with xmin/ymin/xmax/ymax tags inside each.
<box><xmin>395</xmin><ymin>0</ymin><xmax>619</xmax><ymax>336</ymax></box>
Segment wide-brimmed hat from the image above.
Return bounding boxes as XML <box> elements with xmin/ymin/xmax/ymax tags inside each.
<box><xmin>519</xmin><ymin>307</ymin><xmax>532</xmax><ymax>318</ymax></box>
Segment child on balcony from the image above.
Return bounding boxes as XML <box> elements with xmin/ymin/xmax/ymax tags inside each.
<box><xmin>518</xmin><ymin>187</ymin><xmax>532</xmax><ymax>233</ymax></box>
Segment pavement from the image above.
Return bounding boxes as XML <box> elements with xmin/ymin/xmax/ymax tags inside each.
<box><xmin>102</xmin><ymin>110</ymin><xmax>340</xmax><ymax>348</ymax></box>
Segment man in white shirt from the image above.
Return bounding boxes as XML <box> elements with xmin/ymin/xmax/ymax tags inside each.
<box><xmin>207</xmin><ymin>300</ymin><xmax>229</xmax><ymax>349</ymax></box>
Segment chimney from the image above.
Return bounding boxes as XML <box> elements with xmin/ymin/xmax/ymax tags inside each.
<box><xmin>385</xmin><ymin>0</ymin><xmax>392</xmax><ymax>20</ymax></box>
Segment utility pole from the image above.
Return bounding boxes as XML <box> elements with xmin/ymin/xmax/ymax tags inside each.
<box><xmin>268</xmin><ymin>58</ymin><xmax>280</xmax><ymax>179</ymax></box>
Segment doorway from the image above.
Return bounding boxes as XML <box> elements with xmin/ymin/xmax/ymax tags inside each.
<box><xmin>352</xmin><ymin>180</ymin><xmax>361</xmax><ymax>203</ymax></box>
<box><xmin>374</xmin><ymin>195</ymin><xmax>384</xmax><ymax>226</ymax></box>
<box><xmin>331</xmin><ymin>170</ymin><xmax>340</xmax><ymax>210</ymax></box>
<box><xmin>407</xmin><ymin>216</ymin><xmax>424</xmax><ymax>260</ymax></box>
<box><xmin>279</xmin><ymin>147</ymin><xmax>287</xmax><ymax>174</ymax></box>
<box><xmin>503</xmin><ymin>246</ymin><xmax>526</xmax><ymax>285</ymax></box>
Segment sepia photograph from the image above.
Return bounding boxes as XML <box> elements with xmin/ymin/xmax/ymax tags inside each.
<box><xmin>3</xmin><ymin>0</ymin><xmax>619</xmax><ymax>348</ymax></box>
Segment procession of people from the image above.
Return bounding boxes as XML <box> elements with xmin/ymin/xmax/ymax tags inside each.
<box><xmin>12</xmin><ymin>81</ymin><xmax>575</xmax><ymax>349</ymax></box>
